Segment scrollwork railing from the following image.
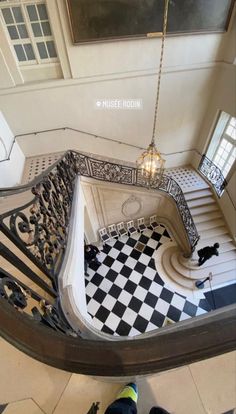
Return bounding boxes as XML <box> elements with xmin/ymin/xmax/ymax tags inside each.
<box><xmin>198</xmin><ymin>155</ymin><xmax>227</xmax><ymax>197</ymax></box>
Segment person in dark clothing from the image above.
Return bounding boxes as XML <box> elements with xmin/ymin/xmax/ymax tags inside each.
<box><xmin>104</xmin><ymin>383</ymin><xmax>170</xmax><ymax>414</ymax></box>
<box><xmin>84</xmin><ymin>244</ymin><xmax>101</xmax><ymax>276</ymax></box>
<box><xmin>197</xmin><ymin>243</ymin><xmax>220</xmax><ymax>266</ymax></box>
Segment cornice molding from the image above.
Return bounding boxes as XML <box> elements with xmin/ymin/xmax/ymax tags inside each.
<box><xmin>0</xmin><ymin>60</ymin><xmax>233</xmax><ymax>97</ymax></box>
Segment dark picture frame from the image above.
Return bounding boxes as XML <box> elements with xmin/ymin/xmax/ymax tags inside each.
<box><xmin>66</xmin><ymin>0</ymin><xmax>235</xmax><ymax>44</ymax></box>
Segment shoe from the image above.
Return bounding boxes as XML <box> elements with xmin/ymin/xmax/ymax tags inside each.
<box><xmin>149</xmin><ymin>407</ymin><xmax>170</xmax><ymax>414</ymax></box>
<box><xmin>116</xmin><ymin>383</ymin><xmax>138</xmax><ymax>403</ymax></box>
<box><xmin>85</xmin><ymin>273</ymin><xmax>89</xmax><ymax>277</ymax></box>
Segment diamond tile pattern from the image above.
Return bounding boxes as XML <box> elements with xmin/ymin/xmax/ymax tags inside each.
<box><xmin>85</xmin><ymin>226</ymin><xmax>211</xmax><ymax>336</ymax></box>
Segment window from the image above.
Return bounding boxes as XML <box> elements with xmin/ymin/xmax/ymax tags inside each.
<box><xmin>207</xmin><ymin>112</ymin><xmax>236</xmax><ymax>179</ymax></box>
<box><xmin>0</xmin><ymin>1</ymin><xmax>57</xmax><ymax>65</ymax></box>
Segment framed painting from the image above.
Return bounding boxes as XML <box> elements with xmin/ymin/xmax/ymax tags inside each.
<box><xmin>66</xmin><ymin>0</ymin><xmax>235</xmax><ymax>44</ymax></box>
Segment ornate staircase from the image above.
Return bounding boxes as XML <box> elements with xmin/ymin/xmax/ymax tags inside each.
<box><xmin>154</xmin><ymin>167</ymin><xmax>236</xmax><ymax>294</ymax></box>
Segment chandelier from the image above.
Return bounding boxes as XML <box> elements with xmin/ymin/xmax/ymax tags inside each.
<box><xmin>136</xmin><ymin>0</ymin><xmax>169</xmax><ymax>187</ymax></box>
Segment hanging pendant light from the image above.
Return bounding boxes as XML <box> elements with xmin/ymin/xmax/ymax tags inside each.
<box><xmin>136</xmin><ymin>0</ymin><xmax>169</xmax><ymax>187</ymax></box>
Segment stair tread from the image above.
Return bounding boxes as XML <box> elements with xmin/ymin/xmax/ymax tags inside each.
<box><xmin>184</xmin><ymin>189</ymin><xmax>213</xmax><ymax>201</ymax></box>
<box><xmin>182</xmin><ymin>183</ymin><xmax>209</xmax><ymax>193</ymax></box>
<box><xmin>187</xmin><ymin>197</ymin><xmax>216</xmax><ymax>208</ymax></box>
<box><xmin>195</xmin><ymin>241</ymin><xmax>236</xmax><ymax>254</ymax></box>
<box><xmin>187</xmin><ymin>250</ymin><xmax>236</xmax><ymax>267</ymax></box>
<box><xmin>197</xmin><ymin>233</ymin><xmax>233</xmax><ymax>246</ymax></box>
<box><xmin>163</xmin><ymin>251</ymin><xmax>195</xmax><ymax>288</ymax></box>
<box><xmin>173</xmin><ymin>252</ymin><xmax>236</xmax><ymax>279</ymax></box>
<box><xmin>196</xmin><ymin>219</ymin><xmax>225</xmax><ymax>232</ymax></box>
<box><xmin>191</xmin><ymin>204</ymin><xmax>219</xmax><ymax>215</ymax></box>
<box><xmin>194</xmin><ymin>211</ymin><xmax>222</xmax><ymax>224</ymax></box>
<box><xmin>199</xmin><ymin>226</ymin><xmax>228</xmax><ymax>239</ymax></box>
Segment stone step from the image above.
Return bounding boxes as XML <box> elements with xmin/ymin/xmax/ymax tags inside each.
<box><xmin>184</xmin><ymin>189</ymin><xmax>213</xmax><ymax>201</ymax></box>
<box><xmin>182</xmin><ymin>182</ymin><xmax>209</xmax><ymax>194</ymax></box>
<box><xmin>196</xmin><ymin>219</ymin><xmax>225</xmax><ymax>232</ymax></box>
<box><xmin>162</xmin><ymin>248</ymin><xmax>195</xmax><ymax>289</ymax></box>
<box><xmin>181</xmin><ymin>249</ymin><xmax>236</xmax><ymax>269</ymax></box>
<box><xmin>194</xmin><ymin>210</ymin><xmax>222</xmax><ymax>224</ymax></box>
<box><xmin>212</xmin><ymin>269</ymin><xmax>236</xmax><ymax>286</ymax></box>
<box><xmin>199</xmin><ymin>226</ymin><xmax>228</xmax><ymax>240</ymax></box>
<box><xmin>197</xmin><ymin>233</ymin><xmax>233</xmax><ymax>247</ymax></box>
<box><xmin>187</xmin><ymin>196</ymin><xmax>215</xmax><ymax>209</ymax></box>
<box><xmin>191</xmin><ymin>204</ymin><xmax>219</xmax><ymax>216</ymax></box>
<box><xmin>153</xmin><ymin>243</ymin><xmax>197</xmax><ymax>297</ymax></box>
<box><xmin>171</xmin><ymin>251</ymin><xmax>236</xmax><ymax>280</ymax></box>
<box><xmin>217</xmin><ymin>241</ymin><xmax>236</xmax><ymax>253</ymax></box>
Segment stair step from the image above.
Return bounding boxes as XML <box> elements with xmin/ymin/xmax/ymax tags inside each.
<box><xmin>184</xmin><ymin>189</ymin><xmax>213</xmax><ymax>201</ymax></box>
<box><xmin>218</xmin><ymin>241</ymin><xmax>236</xmax><ymax>253</ymax></box>
<box><xmin>194</xmin><ymin>211</ymin><xmax>222</xmax><ymax>224</ymax></box>
<box><xmin>197</xmin><ymin>233</ymin><xmax>233</xmax><ymax>247</ymax></box>
<box><xmin>183</xmin><ymin>250</ymin><xmax>236</xmax><ymax>268</ymax></box>
<box><xmin>212</xmin><ymin>269</ymin><xmax>236</xmax><ymax>286</ymax></box>
<box><xmin>191</xmin><ymin>204</ymin><xmax>219</xmax><ymax>216</ymax></box>
<box><xmin>162</xmin><ymin>249</ymin><xmax>195</xmax><ymax>289</ymax></box>
<box><xmin>199</xmin><ymin>226</ymin><xmax>228</xmax><ymax>240</ymax></box>
<box><xmin>172</xmin><ymin>252</ymin><xmax>236</xmax><ymax>279</ymax></box>
<box><xmin>183</xmin><ymin>182</ymin><xmax>209</xmax><ymax>194</ymax></box>
<box><xmin>196</xmin><ymin>219</ymin><xmax>225</xmax><ymax>232</ymax></box>
<box><xmin>187</xmin><ymin>197</ymin><xmax>215</xmax><ymax>208</ymax></box>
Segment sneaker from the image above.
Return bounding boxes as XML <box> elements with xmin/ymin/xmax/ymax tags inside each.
<box><xmin>85</xmin><ymin>273</ymin><xmax>89</xmax><ymax>277</ymax></box>
<box><xmin>116</xmin><ymin>383</ymin><xmax>138</xmax><ymax>403</ymax></box>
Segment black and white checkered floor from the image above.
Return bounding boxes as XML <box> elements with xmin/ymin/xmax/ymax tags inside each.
<box><xmin>85</xmin><ymin>225</ymin><xmax>212</xmax><ymax>337</ymax></box>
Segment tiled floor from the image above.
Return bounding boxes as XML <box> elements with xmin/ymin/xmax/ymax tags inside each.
<box><xmin>0</xmin><ymin>338</ymin><xmax>235</xmax><ymax>414</ymax></box>
<box><xmin>85</xmin><ymin>225</ymin><xmax>211</xmax><ymax>336</ymax></box>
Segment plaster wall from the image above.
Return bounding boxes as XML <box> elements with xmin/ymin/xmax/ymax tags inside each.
<box><xmin>2</xmin><ymin>63</ymin><xmax>215</xmax><ymax>169</ymax></box>
<box><xmin>0</xmin><ymin>141</ymin><xmax>25</xmax><ymax>187</ymax></box>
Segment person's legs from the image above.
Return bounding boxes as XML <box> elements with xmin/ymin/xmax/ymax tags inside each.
<box><xmin>104</xmin><ymin>383</ymin><xmax>138</xmax><ymax>414</ymax></box>
<box><xmin>84</xmin><ymin>259</ymin><xmax>89</xmax><ymax>276</ymax></box>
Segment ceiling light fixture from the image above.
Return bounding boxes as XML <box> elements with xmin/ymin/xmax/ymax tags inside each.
<box><xmin>136</xmin><ymin>0</ymin><xmax>169</xmax><ymax>187</ymax></box>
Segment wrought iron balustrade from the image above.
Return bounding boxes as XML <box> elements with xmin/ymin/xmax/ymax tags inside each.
<box><xmin>198</xmin><ymin>155</ymin><xmax>227</xmax><ymax>197</ymax></box>
<box><xmin>0</xmin><ymin>152</ymin><xmax>79</xmax><ymax>336</ymax></box>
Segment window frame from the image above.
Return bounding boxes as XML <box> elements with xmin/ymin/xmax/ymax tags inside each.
<box><xmin>0</xmin><ymin>0</ymin><xmax>58</xmax><ymax>66</ymax></box>
<box><xmin>206</xmin><ymin>111</ymin><xmax>236</xmax><ymax>181</ymax></box>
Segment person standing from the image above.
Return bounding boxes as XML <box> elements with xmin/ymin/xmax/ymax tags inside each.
<box><xmin>84</xmin><ymin>244</ymin><xmax>101</xmax><ymax>276</ymax></box>
<box><xmin>197</xmin><ymin>243</ymin><xmax>220</xmax><ymax>266</ymax></box>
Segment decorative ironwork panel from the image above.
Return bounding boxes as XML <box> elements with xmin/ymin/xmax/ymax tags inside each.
<box><xmin>73</xmin><ymin>152</ymin><xmax>134</xmax><ymax>185</ymax></box>
<box><xmin>0</xmin><ymin>153</ymin><xmax>77</xmax><ymax>278</ymax></box>
<box><xmin>198</xmin><ymin>155</ymin><xmax>227</xmax><ymax>197</ymax></box>
<box><xmin>0</xmin><ymin>268</ymin><xmax>77</xmax><ymax>337</ymax></box>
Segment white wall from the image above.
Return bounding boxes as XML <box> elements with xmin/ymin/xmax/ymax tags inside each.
<box><xmin>0</xmin><ymin>111</ymin><xmax>25</xmax><ymax>187</ymax></box>
<box><xmin>0</xmin><ymin>141</ymin><xmax>25</xmax><ymax>187</ymax></box>
<box><xmin>0</xmin><ymin>62</ymin><xmax>217</xmax><ymax>170</ymax></box>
